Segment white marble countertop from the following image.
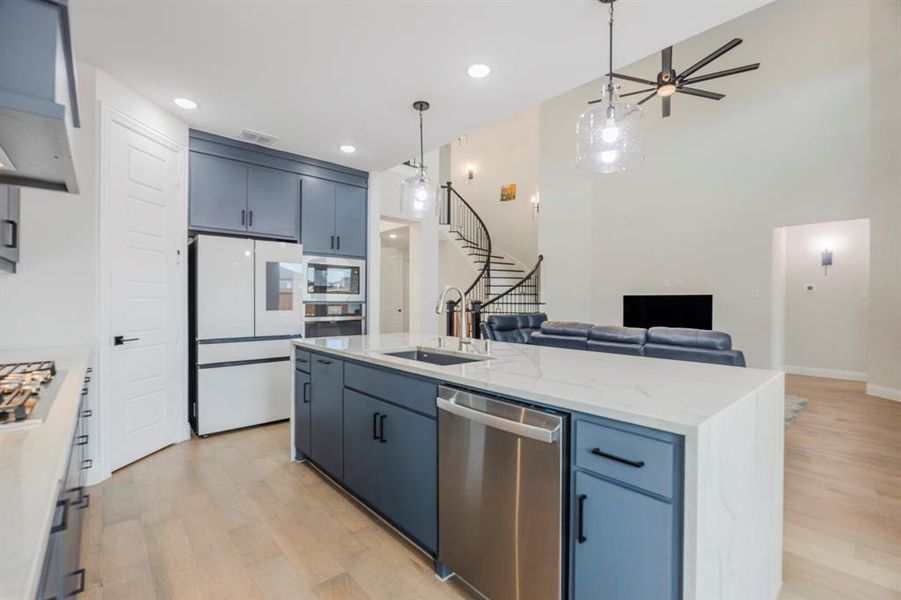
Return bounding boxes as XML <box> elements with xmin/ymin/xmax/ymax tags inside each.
<box><xmin>294</xmin><ymin>334</ymin><xmax>782</xmax><ymax>434</ymax></box>
<box><xmin>0</xmin><ymin>346</ymin><xmax>92</xmax><ymax>600</ymax></box>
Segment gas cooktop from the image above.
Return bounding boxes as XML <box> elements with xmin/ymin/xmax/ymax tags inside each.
<box><xmin>0</xmin><ymin>361</ymin><xmax>62</xmax><ymax>430</ymax></box>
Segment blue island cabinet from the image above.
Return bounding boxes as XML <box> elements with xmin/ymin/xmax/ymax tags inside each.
<box><xmin>308</xmin><ymin>353</ymin><xmax>344</xmax><ymax>479</ymax></box>
<box><xmin>570</xmin><ymin>415</ymin><xmax>684</xmax><ymax>600</ymax></box>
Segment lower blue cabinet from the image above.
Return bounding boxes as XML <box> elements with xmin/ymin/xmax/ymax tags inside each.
<box><xmin>343</xmin><ymin>388</ymin><xmax>438</xmax><ymax>553</ymax></box>
<box><xmin>309</xmin><ymin>354</ymin><xmax>344</xmax><ymax>479</ymax></box>
<box><xmin>573</xmin><ymin>471</ymin><xmax>678</xmax><ymax>600</ymax></box>
<box><xmin>294</xmin><ymin>368</ymin><xmax>311</xmax><ymax>457</ymax></box>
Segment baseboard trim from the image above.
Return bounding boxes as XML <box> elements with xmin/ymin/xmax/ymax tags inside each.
<box><xmin>866</xmin><ymin>384</ymin><xmax>901</xmax><ymax>402</ymax></box>
<box><xmin>784</xmin><ymin>365</ymin><xmax>867</xmax><ymax>382</ymax></box>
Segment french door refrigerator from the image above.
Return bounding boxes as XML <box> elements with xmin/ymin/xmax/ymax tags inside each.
<box><xmin>189</xmin><ymin>234</ymin><xmax>304</xmax><ymax>435</ymax></box>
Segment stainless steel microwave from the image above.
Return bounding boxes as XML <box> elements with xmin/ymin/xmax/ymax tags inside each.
<box><xmin>303</xmin><ymin>255</ymin><xmax>365</xmax><ymax>302</ymax></box>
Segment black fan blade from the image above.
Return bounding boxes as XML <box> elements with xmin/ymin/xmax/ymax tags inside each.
<box><xmin>587</xmin><ymin>97</ymin><xmax>603</xmax><ymax>104</ymax></box>
<box><xmin>676</xmin><ymin>38</ymin><xmax>743</xmax><ymax>82</ymax></box>
<box><xmin>637</xmin><ymin>92</ymin><xmax>657</xmax><ymax>106</ymax></box>
<box><xmin>662</xmin><ymin>96</ymin><xmax>671</xmax><ymax>118</ymax></box>
<box><xmin>679</xmin><ymin>63</ymin><xmax>760</xmax><ymax>86</ymax></box>
<box><xmin>676</xmin><ymin>87</ymin><xmax>725</xmax><ymax>100</ymax></box>
<box><xmin>607</xmin><ymin>72</ymin><xmax>657</xmax><ymax>86</ymax></box>
<box><xmin>662</xmin><ymin>46</ymin><xmax>672</xmax><ymax>74</ymax></box>
<box><xmin>620</xmin><ymin>88</ymin><xmax>656</xmax><ymax>98</ymax></box>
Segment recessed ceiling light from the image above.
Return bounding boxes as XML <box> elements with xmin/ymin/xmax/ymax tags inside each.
<box><xmin>467</xmin><ymin>64</ymin><xmax>491</xmax><ymax>79</ymax></box>
<box><xmin>389</xmin><ymin>233</ymin><xmax>398</xmax><ymax>239</ymax></box>
<box><xmin>173</xmin><ymin>97</ymin><xmax>198</xmax><ymax>110</ymax></box>
<box><xmin>339</xmin><ymin>144</ymin><xmax>357</xmax><ymax>154</ymax></box>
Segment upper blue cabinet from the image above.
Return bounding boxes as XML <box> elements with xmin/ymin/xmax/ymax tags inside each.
<box><xmin>188</xmin><ymin>130</ymin><xmax>367</xmax><ymax>249</ymax></box>
<box><xmin>0</xmin><ymin>0</ymin><xmax>81</xmax><ymax>193</ymax></box>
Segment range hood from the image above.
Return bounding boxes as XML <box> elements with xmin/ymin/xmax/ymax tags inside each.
<box><xmin>0</xmin><ymin>0</ymin><xmax>80</xmax><ymax>193</ymax></box>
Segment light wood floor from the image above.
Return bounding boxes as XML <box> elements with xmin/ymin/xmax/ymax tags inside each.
<box><xmin>80</xmin><ymin>375</ymin><xmax>901</xmax><ymax>600</ymax></box>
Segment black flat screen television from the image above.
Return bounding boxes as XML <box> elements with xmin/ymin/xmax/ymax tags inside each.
<box><xmin>623</xmin><ymin>295</ymin><xmax>713</xmax><ymax>330</ymax></box>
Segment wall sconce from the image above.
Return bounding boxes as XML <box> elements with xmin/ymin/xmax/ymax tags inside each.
<box><xmin>466</xmin><ymin>165</ymin><xmax>475</xmax><ymax>182</ymax></box>
<box><xmin>530</xmin><ymin>194</ymin><xmax>540</xmax><ymax>220</ymax></box>
<box><xmin>821</xmin><ymin>248</ymin><xmax>833</xmax><ymax>276</ymax></box>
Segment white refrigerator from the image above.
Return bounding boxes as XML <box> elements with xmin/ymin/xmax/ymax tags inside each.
<box><xmin>190</xmin><ymin>234</ymin><xmax>304</xmax><ymax>435</ymax></box>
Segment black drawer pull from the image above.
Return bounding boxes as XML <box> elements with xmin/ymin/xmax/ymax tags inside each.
<box><xmin>82</xmin><ymin>458</ymin><xmax>93</xmax><ymax>470</ymax></box>
<box><xmin>75</xmin><ymin>435</ymin><xmax>89</xmax><ymax>447</ymax></box>
<box><xmin>577</xmin><ymin>494</ymin><xmax>587</xmax><ymax>543</ymax></box>
<box><xmin>316</xmin><ymin>358</ymin><xmax>332</xmax><ymax>365</ymax></box>
<box><xmin>241</xmin><ymin>209</ymin><xmax>246</xmax><ymax>225</ymax></box>
<box><xmin>3</xmin><ymin>219</ymin><xmax>17</xmax><ymax>249</ymax></box>
<box><xmin>297</xmin><ymin>358</ymin><xmax>308</xmax><ymax>363</ymax></box>
<box><xmin>590</xmin><ymin>447</ymin><xmax>645</xmax><ymax>468</ymax></box>
<box><xmin>82</xmin><ymin>409</ymin><xmax>92</xmax><ymax>418</ymax></box>
<box><xmin>83</xmin><ymin>376</ymin><xmax>91</xmax><ymax>383</ymax></box>
<box><xmin>336</xmin><ymin>236</ymin><xmax>341</xmax><ymax>250</ymax></box>
<box><xmin>372</xmin><ymin>412</ymin><xmax>381</xmax><ymax>440</ymax></box>
<box><xmin>330</xmin><ymin>235</ymin><xmax>335</xmax><ymax>249</ymax></box>
<box><xmin>51</xmin><ymin>498</ymin><xmax>69</xmax><ymax>534</ymax></box>
<box><xmin>302</xmin><ymin>382</ymin><xmax>310</xmax><ymax>403</ymax></box>
<box><xmin>78</xmin><ymin>494</ymin><xmax>91</xmax><ymax>510</ymax></box>
<box><xmin>67</xmin><ymin>567</ymin><xmax>86</xmax><ymax>595</ymax></box>
<box><xmin>379</xmin><ymin>414</ymin><xmax>387</xmax><ymax>443</ymax></box>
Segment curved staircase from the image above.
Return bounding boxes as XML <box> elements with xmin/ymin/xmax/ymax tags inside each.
<box><xmin>439</xmin><ymin>182</ymin><xmax>544</xmax><ymax>337</ymax></box>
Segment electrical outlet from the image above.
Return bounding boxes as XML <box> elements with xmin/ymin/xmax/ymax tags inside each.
<box><xmin>804</xmin><ymin>284</ymin><xmax>816</xmax><ymax>293</ymax></box>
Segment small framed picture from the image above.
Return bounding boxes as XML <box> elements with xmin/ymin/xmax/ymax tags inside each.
<box><xmin>500</xmin><ymin>184</ymin><xmax>517</xmax><ymax>202</ymax></box>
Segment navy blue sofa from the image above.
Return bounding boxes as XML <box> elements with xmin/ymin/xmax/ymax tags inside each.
<box><xmin>483</xmin><ymin>314</ymin><xmax>746</xmax><ymax>367</ymax></box>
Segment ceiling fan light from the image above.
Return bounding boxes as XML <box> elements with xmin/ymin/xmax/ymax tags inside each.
<box><xmin>657</xmin><ymin>83</ymin><xmax>677</xmax><ymax>97</ymax></box>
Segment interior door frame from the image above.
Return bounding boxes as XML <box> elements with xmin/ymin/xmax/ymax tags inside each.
<box><xmin>95</xmin><ymin>102</ymin><xmax>189</xmax><ymax>482</ymax></box>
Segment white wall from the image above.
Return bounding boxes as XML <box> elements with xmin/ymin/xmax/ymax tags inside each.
<box><xmin>449</xmin><ymin>106</ymin><xmax>539</xmax><ymax>265</ymax></box>
<box><xmin>784</xmin><ymin>219</ymin><xmax>870</xmax><ymax>380</ymax></box>
<box><xmin>539</xmin><ymin>0</ymin><xmax>901</xmax><ymax>396</ymax></box>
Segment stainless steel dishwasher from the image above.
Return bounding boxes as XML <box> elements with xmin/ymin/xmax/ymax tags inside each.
<box><xmin>437</xmin><ymin>385</ymin><xmax>565</xmax><ymax>600</ymax></box>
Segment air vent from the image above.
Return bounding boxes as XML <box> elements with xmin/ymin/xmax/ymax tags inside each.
<box><xmin>237</xmin><ymin>128</ymin><xmax>278</xmax><ymax>145</ymax></box>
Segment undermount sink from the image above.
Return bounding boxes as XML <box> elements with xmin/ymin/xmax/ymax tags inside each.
<box><xmin>382</xmin><ymin>347</ymin><xmax>490</xmax><ymax>366</ymax></box>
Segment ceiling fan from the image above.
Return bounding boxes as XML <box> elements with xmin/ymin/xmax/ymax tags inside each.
<box><xmin>590</xmin><ymin>38</ymin><xmax>760</xmax><ymax>118</ymax></box>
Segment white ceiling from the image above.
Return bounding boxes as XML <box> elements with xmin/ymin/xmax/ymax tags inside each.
<box><xmin>70</xmin><ymin>0</ymin><xmax>771</xmax><ymax>172</ymax></box>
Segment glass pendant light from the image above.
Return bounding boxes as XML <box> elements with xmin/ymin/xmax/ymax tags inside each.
<box><xmin>401</xmin><ymin>101</ymin><xmax>437</xmax><ymax>218</ymax></box>
<box><xmin>576</xmin><ymin>0</ymin><xmax>644</xmax><ymax>173</ymax></box>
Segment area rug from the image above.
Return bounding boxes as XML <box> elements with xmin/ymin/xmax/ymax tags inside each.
<box><xmin>785</xmin><ymin>395</ymin><xmax>809</xmax><ymax>429</ymax></box>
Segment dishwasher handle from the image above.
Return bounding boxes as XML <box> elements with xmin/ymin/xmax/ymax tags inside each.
<box><xmin>437</xmin><ymin>397</ymin><xmax>560</xmax><ymax>444</ymax></box>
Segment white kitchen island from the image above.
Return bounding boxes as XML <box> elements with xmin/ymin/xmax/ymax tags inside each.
<box><xmin>291</xmin><ymin>334</ymin><xmax>785</xmax><ymax>600</ymax></box>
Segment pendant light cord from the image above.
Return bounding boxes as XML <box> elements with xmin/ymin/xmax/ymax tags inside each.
<box><xmin>606</xmin><ymin>1</ymin><xmax>614</xmax><ymax>98</ymax></box>
<box><xmin>418</xmin><ymin>108</ymin><xmax>425</xmax><ymax>174</ymax></box>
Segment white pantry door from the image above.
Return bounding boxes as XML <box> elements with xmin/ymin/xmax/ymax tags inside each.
<box><xmin>106</xmin><ymin>112</ymin><xmax>181</xmax><ymax>471</ymax></box>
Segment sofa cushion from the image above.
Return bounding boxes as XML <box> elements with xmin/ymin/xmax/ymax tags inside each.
<box><xmin>539</xmin><ymin>321</ymin><xmax>593</xmax><ymax>337</ymax></box>
<box><xmin>481</xmin><ymin>313</ymin><xmax>547</xmax><ymax>343</ymax></box>
<box><xmin>646</xmin><ymin>327</ymin><xmax>732</xmax><ymax>350</ymax></box>
<box><xmin>588</xmin><ymin>325</ymin><xmax>647</xmax><ymax>345</ymax></box>
<box><xmin>586</xmin><ymin>340</ymin><xmax>644</xmax><ymax>356</ymax></box>
<box><xmin>531</xmin><ymin>332</ymin><xmax>588</xmax><ymax>350</ymax></box>
<box><xmin>644</xmin><ymin>344</ymin><xmax>746</xmax><ymax>367</ymax></box>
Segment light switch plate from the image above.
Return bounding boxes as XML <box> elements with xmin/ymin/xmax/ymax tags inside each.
<box><xmin>805</xmin><ymin>284</ymin><xmax>816</xmax><ymax>293</ymax></box>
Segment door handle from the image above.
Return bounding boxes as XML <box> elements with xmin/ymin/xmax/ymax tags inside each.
<box><xmin>113</xmin><ymin>335</ymin><xmax>139</xmax><ymax>346</ymax></box>
<box><xmin>577</xmin><ymin>494</ymin><xmax>587</xmax><ymax>543</ymax></box>
<box><xmin>590</xmin><ymin>447</ymin><xmax>645</xmax><ymax>468</ymax></box>
<box><xmin>379</xmin><ymin>414</ymin><xmax>387</xmax><ymax>443</ymax></box>
<box><xmin>372</xmin><ymin>412</ymin><xmax>381</xmax><ymax>440</ymax></box>
<box><xmin>3</xmin><ymin>220</ymin><xmax>16</xmax><ymax>248</ymax></box>
<box><xmin>302</xmin><ymin>381</ymin><xmax>310</xmax><ymax>403</ymax></box>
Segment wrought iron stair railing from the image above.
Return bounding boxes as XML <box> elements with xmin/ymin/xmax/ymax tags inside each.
<box><xmin>471</xmin><ymin>255</ymin><xmax>544</xmax><ymax>338</ymax></box>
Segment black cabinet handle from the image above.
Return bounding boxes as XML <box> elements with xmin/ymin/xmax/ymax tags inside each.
<box><xmin>3</xmin><ymin>219</ymin><xmax>17</xmax><ymax>249</ymax></box>
<box><xmin>248</xmin><ymin>210</ymin><xmax>253</xmax><ymax>227</ymax></box>
<box><xmin>590</xmin><ymin>447</ymin><xmax>645</xmax><ymax>468</ymax></box>
<box><xmin>316</xmin><ymin>358</ymin><xmax>332</xmax><ymax>365</ymax></box>
<box><xmin>79</xmin><ymin>494</ymin><xmax>90</xmax><ymax>510</ymax></box>
<box><xmin>241</xmin><ymin>209</ymin><xmax>246</xmax><ymax>225</ymax></box>
<box><xmin>336</xmin><ymin>236</ymin><xmax>340</xmax><ymax>250</ymax></box>
<box><xmin>577</xmin><ymin>494</ymin><xmax>587</xmax><ymax>543</ymax></box>
<box><xmin>372</xmin><ymin>412</ymin><xmax>381</xmax><ymax>440</ymax></box>
<box><xmin>302</xmin><ymin>381</ymin><xmax>310</xmax><ymax>403</ymax></box>
<box><xmin>82</xmin><ymin>409</ymin><xmax>92</xmax><ymax>418</ymax></box>
<box><xmin>82</xmin><ymin>458</ymin><xmax>93</xmax><ymax>470</ymax></box>
<box><xmin>51</xmin><ymin>498</ymin><xmax>69</xmax><ymax>534</ymax></box>
<box><xmin>379</xmin><ymin>414</ymin><xmax>387</xmax><ymax>443</ymax></box>
<box><xmin>330</xmin><ymin>235</ymin><xmax>334</xmax><ymax>249</ymax></box>
<box><xmin>67</xmin><ymin>567</ymin><xmax>87</xmax><ymax>595</ymax></box>
<box><xmin>75</xmin><ymin>434</ymin><xmax>88</xmax><ymax>447</ymax></box>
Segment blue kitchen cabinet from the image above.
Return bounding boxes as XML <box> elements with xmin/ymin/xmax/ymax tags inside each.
<box><xmin>378</xmin><ymin>399</ymin><xmax>438</xmax><ymax>552</ymax></box>
<box><xmin>248</xmin><ymin>166</ymin><xmax>300</xmax><ymax>240</ymax></box>
<box><xmin>300</xmin><ymin>177</ymin><xmax>367</xmax><ymax>257</ymax></box>
<box><xmin>342</xmin><ymin>389</ymin><xmax>383</xmax><ymax>508</ymax></box>
<box><xmin>300</xmin><ymin>177</ymin><xmax>336</xmax><ymax>255</ymax></box>
<box><xmin>294</xmin><ymin>367</ymin><xmax>312</xmax><ymax>458</ymax></box>
<box><xmin>309</xmin><ymin>353</ymin><xmax>344</xmax><ymax>479</ymax></box>
<box><xmin>334</xmin><ymin>184</ymin><xmax>367</xmax><ymax>257</ymax></box>
<box><xmin>189</xmin><ymin>153</ymin><xmax>248</xmax><ymax>233</ymax></box>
